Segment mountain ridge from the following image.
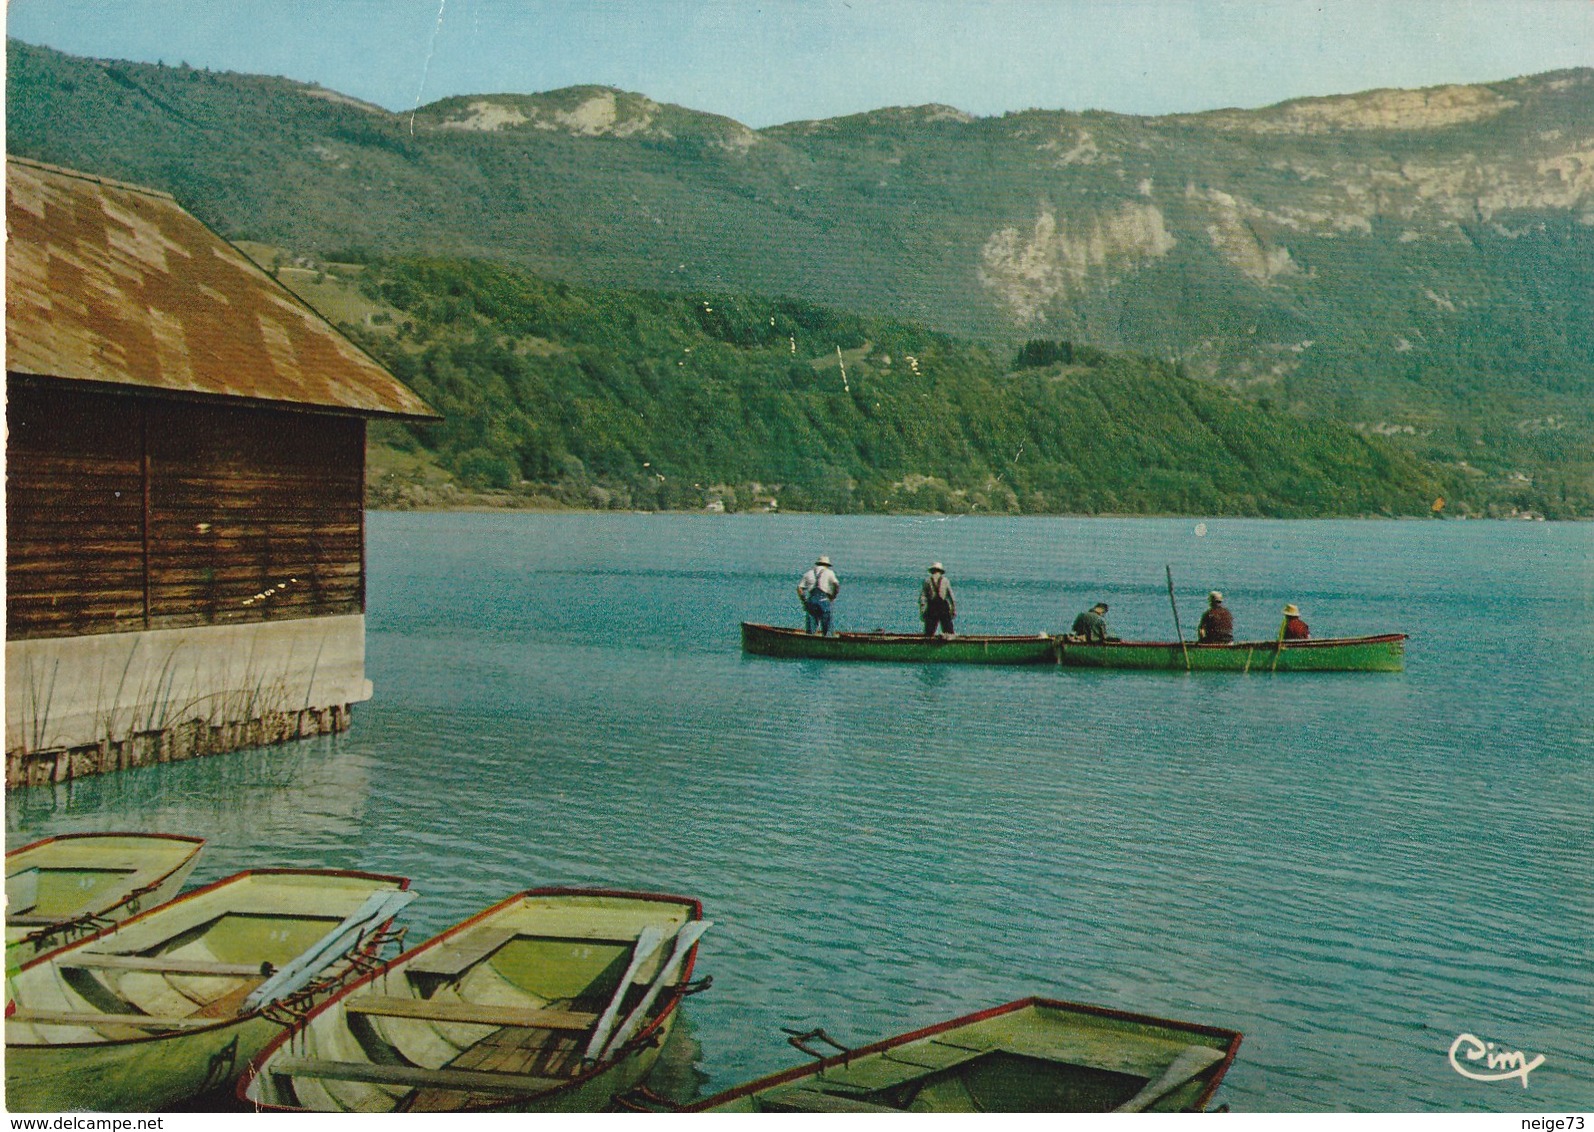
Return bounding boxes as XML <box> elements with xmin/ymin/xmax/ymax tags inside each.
<box><xmin>7</xmin><ymin>40</ymin><xmax>1592</xmax><ymax>513</ymax></box>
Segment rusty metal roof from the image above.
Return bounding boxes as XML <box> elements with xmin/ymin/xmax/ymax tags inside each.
<box><xmin>5</xmin><ymin>157</ymin><xmax>436</xmax><ymax>419</ymax></box>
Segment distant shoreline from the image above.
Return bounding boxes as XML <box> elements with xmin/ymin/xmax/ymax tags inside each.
<box><xmin>366</xmin><ymin>504</ymin><xmax>1572</xmax><ymax>522</ymax></box>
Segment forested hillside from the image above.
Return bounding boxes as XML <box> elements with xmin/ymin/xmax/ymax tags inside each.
<box><xmin>8</xmin><ymin>40</ymin><xmax>1592</xmax><ymax>515</ymax></box>
<box><xmin>331</xmin><ymin>257</ymin><xmax>1451</xmax><ymax>516</ymax></box>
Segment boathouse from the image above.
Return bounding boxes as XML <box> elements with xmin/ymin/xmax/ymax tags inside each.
<box><xmin>5</xmin><ymin>157</ymin><xmax>436</xmax><ymax>788</ymax></box>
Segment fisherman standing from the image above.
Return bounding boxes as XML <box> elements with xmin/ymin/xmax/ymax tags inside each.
<box><xmin>1071</xmin><ymin>602</ymin><xmax>1110</xmax><ymax>643</ymax></box>
<box><xmin>919</xmin><ymin>562</ymin><xmax>956</xmax><ymax>637</ymax></box>
<box><xmin>797</xmin><ymin>555</ymin><xmax>840</xmax><ymax>635</ymax></box>
<box><xmin>1197</xmin><ymin>591</ymin><xmax>1234</xmax><ymax>643</ymax></box>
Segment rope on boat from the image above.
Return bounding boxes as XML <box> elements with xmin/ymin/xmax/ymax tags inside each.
<box><xmin>613</xmin><ymin>1084</ymin><xmax>683</xmax><ymax>1112</ymax></box>
<box><xmin>21</xmin><ymin>910</ymin><xmax>115</xmax><ymax>954</ymax></box>
<box><xmin>259</xmin><ymin>924</ymin><xmax>409</xmax><ymax>1028</ymax></box>
<box><xmin>784</xmin><ymin>1026</ymin><xmax>854</xmax><ymax>1064</ymax></box>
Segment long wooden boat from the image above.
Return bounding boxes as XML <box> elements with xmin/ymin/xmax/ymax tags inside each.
<box><xmin>6</xmin><ymin>833</ymin><xmax>205</xmax><ymax>972</ymax></box>
<box><xmin>5</xmin><ymin>868</ymin><xmax>413</xmax><ymax>1112</ymax></box>
<box><xmin>689</xmin><ymin>997</ymin><xmax>1242</xmax><ymax>1113</ymax></box>
<box><xmin>742</xmin><ymin>622</ymin><xmax>1057</xmax><ymax>665</ymax></box>
<box><xmin>1057</xmin><ymin>633</ymin><xmax>1407</xmax><ymax>672</ymax></box>
<box><xmin>239</xmin><ymin>888</ymin><xmax>708</xmax><ymax>1113</ymax></box>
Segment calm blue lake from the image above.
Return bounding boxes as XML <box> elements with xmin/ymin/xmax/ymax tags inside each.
<box><xmin>9</xmin><ymin>513</ymin><xmax>1592</xmax><ymax>1112</ymax></box>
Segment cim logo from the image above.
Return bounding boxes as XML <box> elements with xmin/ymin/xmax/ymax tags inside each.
<box><xmin>1448</xmin><ymin>1033</ymin><xmax>1545</xmax><ymax>1087</ymax></box>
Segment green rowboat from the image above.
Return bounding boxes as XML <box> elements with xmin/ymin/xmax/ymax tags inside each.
<box><xmin>5</xmin><ymin>868</ymin><xmax>413</xmax><ymax>1112</ymax></box>
<box><xmin>1057</xmin><ymin>633</ymin><xmax>1407</xmax><ymax>672</ymax></box>
<box><xmin>239</xmin><ymin>888</ymin><xmax>708</xmax><ymax>1113</ymax></box>
<box><xmin>6</xmin><ymin>833</ymin><xmax>205</xmax><ymax>972</ymax></box>
<box><xmin>741</xmin><ymin>622</ymin><xmax>1057</xmax><ymax>664</ymax></box>
<box><xmin>744</xmin><ymin>622</ymin><xmax>1406</xmax><ymax>672</ymax></box>
<box><xmin>690</xmin><ymin>996</ymin><xmax>1242</xmax><ymax>1113</ymax></box>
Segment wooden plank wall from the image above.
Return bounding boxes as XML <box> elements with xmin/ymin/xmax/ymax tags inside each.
<box><xmin>6</xmin><ymin>383</ymin><xmax>147</xmax><ymax>635</ymax></box>
<box><xmin>7</xmin><ymin>379</ymin><xmax>365</xmax><ymax>640</ymax></box>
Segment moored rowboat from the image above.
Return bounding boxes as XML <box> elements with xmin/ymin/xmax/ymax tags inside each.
<box><xmin>5</xmin><ymin>868</ymin><xmax>413</xmax><ymax>1112</ymax></box>
<box><xmin>239</xmin><ymin>888</ymin><xmax>708</xmax><ymax>1113</ymax></box>
<box><xmin>1057</xmin><ymin>633</ymin><xmax>1407</xmax><ymax>672</ymax></box>
<box><xmin>741</xmin><ymin>622</ymin><xmax>1056</xmax><ymax>665</ymax></box>
<box><xmin>689</xmin><ymin>996</ymin><xmax>1242</xmax><ymax>1113</ymax></box>
<box><xmin>6</xmin><ymin>833</ymin><xmax>205</xmax><ymax>972</ymax></box>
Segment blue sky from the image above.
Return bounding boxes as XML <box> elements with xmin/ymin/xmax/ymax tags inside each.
<box><xmin>6</xmin><ymin>0</ymin><xmax>1592</xmax><ymax>127</ymax></box>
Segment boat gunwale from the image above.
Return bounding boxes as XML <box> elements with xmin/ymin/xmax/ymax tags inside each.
<box><xmin>237</xmin><ymin>885</ymin><xmax>705</xmax><ymax>1113</ymax></box>
<box><xmin>6</xmin><ymin>831</ymin><xmax>206</xmax><ymax>863</ymax></box>
<box><xmin>685</xmin><ymin>995</ymin><xmax>1243</xmax><ymax>1113</ymax></box>
<box><xmin>743</xmin><ymin>623</ymin><xmax>1055</xmax><ymax>646</ymax></box>
<box><xmin>1063</xmin><ymin>633</ymin><xmax>1407</xmax><ymax>650</ymax></box>
<box><xmin>5</xmin><ymin>867</ymin><xmax>413</xmax><ymax>1048</ymax></box>
<box><xmin>746</xmin><ymin>624</ymin><xmax>1406</xmax><ymax>651</ymax></box>
<box><xmin>7</xmin><ymin>833</ymin><xmax>207</xmax><ymax>967</ymax></box>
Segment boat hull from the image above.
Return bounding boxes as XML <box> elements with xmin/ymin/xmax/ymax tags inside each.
<box><xmin>1057</xmin><ymin>634</ymin><xmax>1406</xmax><ymax>672</ymax></box>
<box><xmin>6</xmin><ymin>1014</ymin><xmax>279</xmax><ymax>1112</ymax></box>
<box><xmin>741</xmin><ymin>622</ymin><xmax>1056</xmax><ymax>665</ymax></box>
<box><xmin>691</xmin><ymin>997</ymin><xmax>1242</xmax><ymax>1114</ymax></box>
<box><xmin>6</xmin><ymin>833</ymin><xmax>204</xmax><ymax>972</ymax></box>
<box><xmin>5</xmin><ymin>868</ymin><xmax>410</xmax><ymax>1112</ymax></box>
<box><xmin>239</xmin><ymin>888</ymin><xmax>705</xmax><ymax>1113</ymax></box>
<box><xmin>743</xmin><ymin>622</ymin><xmax>1405</xmax><ymax>672</ymax></box>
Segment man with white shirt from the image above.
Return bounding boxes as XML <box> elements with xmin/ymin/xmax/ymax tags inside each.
<box><xmin>797</xmin><ymin>555</ymin><xmax>841</xmax><ymax>635</ymax></box>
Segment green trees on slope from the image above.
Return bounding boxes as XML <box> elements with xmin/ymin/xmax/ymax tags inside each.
<box><xmin>350</xmin><ymin>258</ymin><xmax>1446</xmax><ymax>516</ymax></box>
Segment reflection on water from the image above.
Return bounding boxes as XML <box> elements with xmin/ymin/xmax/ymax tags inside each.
<box><xmin>8</xmin><ymin>514</ymin><xmax>1593</xmax><ymax>1112</ymax></box>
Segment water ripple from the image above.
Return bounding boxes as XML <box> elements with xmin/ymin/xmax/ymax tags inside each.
<box><xmin>8</xmin><ymin>515</ymin><xmax>1591</xmax><ymax>1112</ymax></box>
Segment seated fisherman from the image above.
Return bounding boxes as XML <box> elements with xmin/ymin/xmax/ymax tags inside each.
<box><xmin>1070</xmin><ymin>602</ymin><xmax>1110</xmax><ymax>643</ymax></box>
<box><xmin>1197</xmin><ymin>591</ymin><xmax>1234</xmax><ymax>643</ymax></box>
<box><xmin>1281</xmin><ymin>603</ymin><xmax>1310</xmax><ymax>640</ymax></box>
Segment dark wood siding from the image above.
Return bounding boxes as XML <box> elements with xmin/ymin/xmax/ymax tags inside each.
<box><xmin>6</xmin><ymin>383</ymin><xmax>147</xmax><ymax>636</ymax></box>
<box><xmin>7</xmin><ymin>379</ymin><xmax>365</xmax><ymax>640</ymax></box>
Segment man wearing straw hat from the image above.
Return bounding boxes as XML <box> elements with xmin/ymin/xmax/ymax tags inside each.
<box><xmin>1197</xmin><ymin>591</ymin><xmax>1234</xmax><ymax>643</ymax></box>
<box><xmin>919</xmin><ymin>562</ymin><xmax>956</xmax><ymax>637</ymax></box>
<box><xmin>1281</xmin><ymin>603</ymin><xmax>1310</xmax><ymax>640</ymax></box>
<box><xmin>797</xmin><ymin>555</ymin><xmax>840</xmax><ymax>635</ymax></box>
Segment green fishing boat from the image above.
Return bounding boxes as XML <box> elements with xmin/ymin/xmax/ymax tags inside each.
<box><xmin>689</xmin><ymin>997</ymin><xmax>1242</xmax><ymax>1113</ymax></box>
<box><xmin>741</xmin><ymin>622</ymin><xmax>1057</xmax><ymax>664</ymax></box>
<box><xmin>1056</xmin><ymin>633</ymin><xmax>1407</xmax><ymax>672</ymax></box>
<box><xmin>239</xmin><ymin>888</ymin><xmax>708</xmax><ymax>1113</ymax></box>
<box><xmin>5</xmin><ymin>868</ymin><xmax>413</xmax><ymax>1112</ymax></box>
<box><xmin>6</xmin><ymin>833</ymin><xmax>205</xmax><ymax>972</ymax></box>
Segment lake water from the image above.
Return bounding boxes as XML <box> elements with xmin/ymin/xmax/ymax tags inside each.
<box><xmin>9</xmin><ymin>513</ymin><xmax>1592</xmax><ymax>1112</ymax></box>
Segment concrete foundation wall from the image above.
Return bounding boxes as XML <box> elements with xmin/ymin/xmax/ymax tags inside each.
<box><xmin>5</xmin><ymin>614</ymin><xmax>372</xmax><ymax>789</ymax></box>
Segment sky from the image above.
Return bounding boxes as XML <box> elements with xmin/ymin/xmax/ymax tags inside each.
<box><xmin>5</xmin><ymin>0</ymin><xmax>1593</xmax><ymax>128</ymax></box>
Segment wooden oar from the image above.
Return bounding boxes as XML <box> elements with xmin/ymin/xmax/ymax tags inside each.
<box><xmin>597</xmin><ymin>919</ymin><xmax>712</xmax><ymax>1061</ymax></box>
<box><xmin>581</xmin><ymin>924</ymin><xmax>668</xmax><ymax>1063</ymax></box>
<box><xmin>243</xmin><ymin>888</ymin><xmax>416</xmax><ymax>1010</ymax></box>
<box><xmin>1166</xmin><ymin>565</ymin><xmax>1191</xmax><ymax>672</ymax></box>
<box><xmin>1269</xmin><ymin>617</ymin><xmax>1288</xmax><ymax>673</ymax></box>
<box><xmin>1113</xmin><ymin>1045</ymin><xmax>1226</xmax><ymax>1112</ymax></box>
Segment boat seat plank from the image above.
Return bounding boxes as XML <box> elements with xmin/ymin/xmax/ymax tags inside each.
<box><xmin>7</xmin><ymin>1008</ymin><xmax>213</xmax><ymax>1031</ymax></box>
<box><xmin>407</xmin><ymin>929</ymin><xmax>518</xmax><ymax>977</ymax></box>
<box><xmin>883</xmin><ymin>1041</ymin><xmax>985</xmax><ymax>1071</ymax></box>
<box><xmin>346</xmin><ymin>996</ymin><xmax>597</xmax><ymax>1032</ymax></box>
<box><xmin>810</xmin><ymin>1042</ymin><xmax>986</xmax><ymax>1092</ymax></box>
<box><xmin>765</xmin><ymin>1088</ymin><xmax>902</xmax><ymax>1114</ymax></box>
<box><xmin>270</xmin><ymin>1057</ymin><xmax>564</xmax><ymax>1096</ymax></box>
<box><xmin>405</xmin><ymin>1026</ymin><xmax>577</xmax><ymax>1112</ymax></box>
<box><xmin>61</xmin><ymin>953</ymin><xmax>265</xmax><ymax>977</ymax></box>
<box><xmin>193</xmin><ymin>981</ymin><xmax>266</xmax><ymax>1019</ymax></box>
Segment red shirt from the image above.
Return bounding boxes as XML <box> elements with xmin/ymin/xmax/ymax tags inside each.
<box><xmin>1283</xmin><ymin>616</ymin><xmax>1310</xmax><ymax>640</ymax></box>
